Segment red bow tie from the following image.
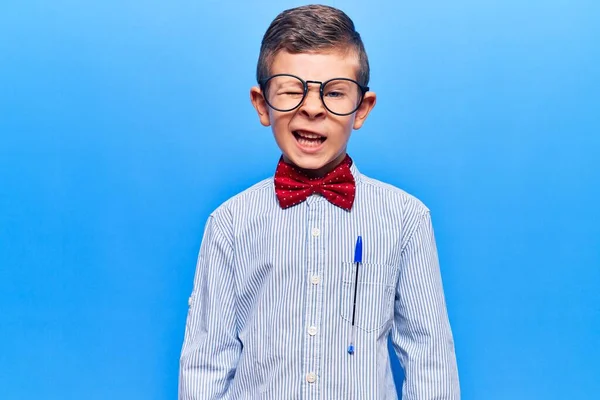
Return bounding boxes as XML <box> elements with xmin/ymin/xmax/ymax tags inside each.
<box><xmin>274</xmin><ymin>155</ymin><xmax>356</xmax><ymax>210</ymax></box>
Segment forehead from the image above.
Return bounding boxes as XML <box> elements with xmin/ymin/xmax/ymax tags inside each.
<box><xmin>270</xmin><ymin>50</ymin><xmax>360</xmax><ymax>81</ymax></box>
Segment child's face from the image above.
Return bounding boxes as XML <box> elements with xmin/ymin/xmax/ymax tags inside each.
<box><xmin>251</xmin><ymin>50</ymin><xmax>376</xmax><ymax>176</ymax></box>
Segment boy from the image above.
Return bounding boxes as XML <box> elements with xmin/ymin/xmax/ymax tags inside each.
<box><xmin>179</xmin><ymin>4</ymin><xmax>459</xmax><ymax>399</ymax></box>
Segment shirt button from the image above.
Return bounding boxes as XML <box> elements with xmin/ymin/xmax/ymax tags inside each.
<box><xmin>311</xmin><ymin>227</ymin><xmax>320</xmax><ymax>237</ymax></box>
<box><xmin>306</xmin><ymin>372</ymin><xmax>317</xmax><ymax>383</ymax></box>
<box><xmin>307</xmin><ymin>326</ymin><xmax>318</xmax><ymax>336</ymax></box>
<box><xmin>310</xmin><ymin>275</ymin><xmax>320</xmax><ymax>285</ymax></box>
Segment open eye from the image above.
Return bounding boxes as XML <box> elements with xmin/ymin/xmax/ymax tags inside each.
<box><xmin>324</xmin><ymin>80</ymin><xmax>356</xmax><ymax>100</ymax></box>
<box><xmin>324</xmin><ymin>90</ymin><xmax>346</xmax><ymax>98</ymax></box>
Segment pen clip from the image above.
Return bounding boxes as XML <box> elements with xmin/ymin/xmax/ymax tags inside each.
<box><xmin>354</xmin><ymin>236</ymin><xmax>362</xmax><ymax>263</ymax></box>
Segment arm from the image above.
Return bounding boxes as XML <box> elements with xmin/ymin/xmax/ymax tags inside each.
<box><xmin>390</xmin><ymin>211</ymin><xmax>460</xmax><ymax>399</ymax></box>
<box><xmin>179</xmin><ymin>215</ymin><xmax>240</xmax><ymax>400</ymax></box>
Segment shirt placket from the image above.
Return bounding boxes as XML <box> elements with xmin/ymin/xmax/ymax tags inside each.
<box><xmin>302</xmin><ymin>196</ymin><xmax>326</xmax><ymax>399</ymax></box>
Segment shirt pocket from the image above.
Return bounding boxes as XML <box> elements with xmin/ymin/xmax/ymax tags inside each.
<box><xmin>339</xmin><ymin>262</ymin><xmax>397</xmax><ymax>333</ymax></box>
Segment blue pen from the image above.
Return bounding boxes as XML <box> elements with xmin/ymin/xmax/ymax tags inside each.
<box><xmin>348</xmin><ymin>236</ymin><xmax>362</xmax><ymax>355</ymax></box>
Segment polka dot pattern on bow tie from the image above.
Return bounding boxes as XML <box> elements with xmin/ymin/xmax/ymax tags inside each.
<box><xmin>274</xmin><ymin>155</ymin><xmax>356</xmax><ymax>211</ymax></box>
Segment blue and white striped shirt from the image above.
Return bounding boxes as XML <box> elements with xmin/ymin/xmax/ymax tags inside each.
<box><xmin>179</xmin><ymin>161</ymin><xmax>460</xmax><ymax>399</ymax></box>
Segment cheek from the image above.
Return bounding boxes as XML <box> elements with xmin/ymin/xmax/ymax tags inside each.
<box><xmin>269</xmin><ymin>111</ymin><xmax>292</xmax><ymax>137</ymax></box>
<box><xmin>332</xmin><ymin>116</ymin><xmax>355</xmax><ymax>139</ymax></box>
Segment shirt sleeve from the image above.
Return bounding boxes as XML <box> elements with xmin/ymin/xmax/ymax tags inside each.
<box><xmin>390</xmin><ymin>211</ymin><xmax>461</xmax><ymax>399</ymax></box>
<box><xmin>179</xmin><ymin>214</ymin><xmax>240</xmax><ymax>400</ymax></box>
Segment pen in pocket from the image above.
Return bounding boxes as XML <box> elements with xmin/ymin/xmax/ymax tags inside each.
<box><xmin>348</xmin><ymin>235</ymin><xmax>362</xmax><ymax>355</ymax></box>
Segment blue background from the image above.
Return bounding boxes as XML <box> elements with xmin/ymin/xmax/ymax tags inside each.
<box><xmin>1</xmin><ymin>0</ymin><xmax>599</xmax><ymax>399</ymax></box>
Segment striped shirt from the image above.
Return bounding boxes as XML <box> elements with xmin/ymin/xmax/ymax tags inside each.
<box><xmin>179</xmin><ymin>161</ymin><xmax>460</xmax><ymax>399</ymax></box>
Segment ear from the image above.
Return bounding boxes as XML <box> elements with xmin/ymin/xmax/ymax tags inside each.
<box><xmin>353</xmin><ymin>91</ymin><xmax>376</xmax><ymax>130</ymax></box>
<box><xmin>250</xmin><ymin>86</ymin><xmax>271</xmax><ymax>127</ymax></box>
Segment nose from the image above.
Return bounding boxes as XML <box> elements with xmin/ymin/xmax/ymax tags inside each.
<box><xmin>298</xmin><ymin>85</ymin><xmax>326</xmax><ymax>118</ymax></box>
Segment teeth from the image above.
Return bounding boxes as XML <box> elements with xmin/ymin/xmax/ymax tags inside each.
<box><xmin>297</xmin><ymin>137</ymin><xmax>322</xmax><ymax>147</ymax></box>
<box><xmin>296</xmin><ymin>131</ymin><xmax>323</xmax><ymax>140</ymax></box>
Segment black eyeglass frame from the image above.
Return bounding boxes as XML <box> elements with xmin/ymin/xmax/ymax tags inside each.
<box><xmin>259</xmin><ymin>73</ymin><xmax>370</xmax><ymax>116</ymax></box>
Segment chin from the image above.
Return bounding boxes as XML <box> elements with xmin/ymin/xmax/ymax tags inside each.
<box><xmin>287</xmin><ymin>152</ymin><xmax>342</xmax><ymax>174</ymax></box>
<box><xmin>288</xmin><ymin>158</ymin><xmax>326</xmax><ymax>171</ymax></box>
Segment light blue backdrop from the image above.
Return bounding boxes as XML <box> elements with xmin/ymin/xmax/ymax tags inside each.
<box><xmin>1</xmin><ymin>1</ymin><xmax>598</xmax><ymax>399</ymax></box>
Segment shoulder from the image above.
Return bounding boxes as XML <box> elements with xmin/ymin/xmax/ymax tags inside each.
<box><xmin>356</xmin><ymin>171</ymin><xmax>431</xmax><ymax>248</ymax></box>
<box><xmin>208</xmin><ymin>177</ymin><xmax>275</xmax><ymax>229</ymax></box>
<box><xmin>357</xmin><ymin>172</ymin><xmax>430</xmax><ymax>216</ymax></box>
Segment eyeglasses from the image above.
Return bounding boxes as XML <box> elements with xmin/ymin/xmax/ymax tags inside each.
<box><xmin>259</xmin><ymin>74</ymin><xmax>369</xmax><ymax>116</ymax></box>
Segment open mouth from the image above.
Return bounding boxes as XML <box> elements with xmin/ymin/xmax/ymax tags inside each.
<box><xmin>293</xmin><ymin>130</ymin><xmax>326</xmax><ymax>148</ymax></box>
